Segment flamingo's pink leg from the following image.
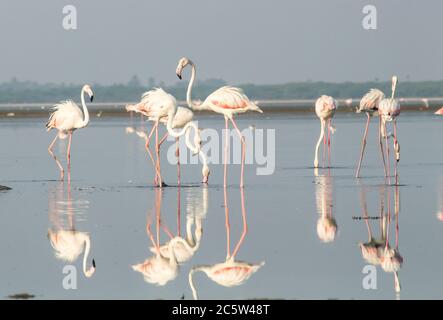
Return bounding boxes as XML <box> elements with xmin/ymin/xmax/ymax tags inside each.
<box><xmin>356</xmin><ymin>113</ymin><xmax>371</xmax><ymax>178</ymax></box>
<box><xmin>154</xmin><ymin>122</ymin><xmax>163</xmax><ymax>187</ymax></box>
<box><xmin>384</xmin><ymin>122</ymin><xmax>391</xmax><ymax>185</ymax></box>
<box><xmin>393</xmin><ymin>121</ymin><xmax>399</xmax><ymax>184</ymax></box>
<box><xmin>67</xmin><ymin>133</ymin><xmax>72</xmax><ymax>175</ymax></box>
<box><xmin>379</xmin><ymin>116</ymin><xmax>388</xmax><ymax>177</ymax></box>
<box><xmin>176</xmin><ymin>138</ymin><xmax>181</xmax><ymax>186</ymax></box>
<box><xmin>327</xmin><ymin>119</ymin><xmax>331</xmax><ymax>168</ymax></box>
<box><xmin>48</xmin><ymin>134</ymin><xmax>64</xmax><ymax>180</ymax></box>
<box><xmin>230</xmin><ymin>117</ymin><xmax>246</xmax><ymax>188</ymax></box>
<box><xmin>322</xmin><ymin>122</ymin><xmax>326</xmax><ymax>169</ymax></box>
<box><xmin>145</xmin><ymin>124</ymin><xmax>158</xmax><ymax>185</ymax></box>
<box><xmin>224</xmin><ymin>117</ymin><xmax>229</xmax><ymax>188</ymax></box>
<box><xmin>231</xmin><ymin>188</ymin><xmax>249</xmax><ymax>259</ymax></box>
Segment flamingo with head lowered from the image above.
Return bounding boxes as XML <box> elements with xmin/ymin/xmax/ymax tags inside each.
<box><xmin>46</xmin><ymin>84</ymin><xmax>94</xmax><ymax>180</ymax></box>
<box><xmin>314</xmin><ymin>95</ymin><xmax>337</xmax><ymax>169</ymax></box>
<box><xmin>378</xmin><ymin>76</ymin><xmax>401</xmax><ymax>184</ymax></box>
<box><xmin>176</xmin><ymin>57</ymin><xmax>262</xmax><ymax>188</ymax></box>
<box><xmin>126</xmin><ymin>89</ymin><xmax>208</xmax><ymax>187</ymax></box>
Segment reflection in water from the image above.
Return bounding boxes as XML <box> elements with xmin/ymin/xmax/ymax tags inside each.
<box><xmin>47</xmin><ymin>182</ymin><xmax>96</xmax><ymax>278</ymax></box>
<box><xmin>132</xmin><ymin>187</ymin><xmax>209</xmax><ymax>286</ymax></box>
<box><xmin>188</xmin><ymin>187</ymin><xmax>264</xmax><ymax>300</ymax></box>
<box><xmin>152</xmin><ymin>187</ymin><xmax>209</xmax><ymax>264</ymax></box>
<box><xmin>358</xmin><ymin>186</ymin><xmax>402</xmax><ymax>295</ymax></box>
<box><xmin>437</xmin><ymin>177</ymin><xmax>443</xmax><ymax>221</ymax></box>
<box><xmin>315</xmin><ymin>174</ymin><xmax>337</xmax><ymax>243</ymax></box>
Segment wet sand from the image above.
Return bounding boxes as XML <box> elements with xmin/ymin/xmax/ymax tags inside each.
<box><xmin>0</xmin><ymin>111</ymin><xmax>442</xmax><ymax>299</ymax></box>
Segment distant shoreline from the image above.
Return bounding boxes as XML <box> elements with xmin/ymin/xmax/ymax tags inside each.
<box><xmin>0</xmin><ymin>98</ymin><xmax>440</xmax><ymax>117</ymax></box>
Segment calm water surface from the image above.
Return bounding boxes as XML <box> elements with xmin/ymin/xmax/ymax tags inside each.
<box><xmin>0</xmin><ymin>112</ymin><xmax>441</xmax><ymax>299</ymax></box>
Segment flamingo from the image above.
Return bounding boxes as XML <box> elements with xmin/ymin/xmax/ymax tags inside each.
<box><xmin>125</xmin><ymin>88</ymin><xmax>207</xmax><ymax>187</ymax></box>
<box><xmin>315</xmin><ymin>174</ymin><xmax>337</xmax><ymax>243</ymax></box>
<box><xmin>176</xmin><ymin>57</ymin><xmax>263</xmax><ymax>188</ymax></box>
<box><xmin>435</xmin><ymin>107</ymin><xmax>443</xmax><ymax>115</ymax></box>
<box><xmin>355</xmin><ymin>89</ymin><xmax>387</xmax><ymax>178</ymax></box>
<box><xmin>126</xmin><ymin>105</ymin><xmax>210</xmax><ymax>185</ymax></box>
<box><xmin>46</xmin><ymin>85</ymin><xmax>93</xmax><ymax>180</ymax></box>
<box><xmin>378</xmin><ymin>76</ymin><xmax>401</xmax><ymax>184</ymax></box>
<box><xmin>188</xmin><ymin>187</ymin><xmax>264</xmax><ymax>300</ymax></box>
<box><xmin>47</xmin><ymin>182</ymin><xmax>96</xmax><ymax>278</ymax></box>
<box><xmin>313</xmin><ymin>95</ymin><xmax>337</xmax><ymax>169</ymax></box>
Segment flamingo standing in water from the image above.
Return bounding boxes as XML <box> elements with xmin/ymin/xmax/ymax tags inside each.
<box><xmin>378</xmin><ymin>76</ymin><xmax>401</xmax><ymax>184</ymax></box>
<box><xmin>355</xmin><ymin>89</ymin><xmax>387</xmax><ymax>178</ymax></box>
<box><xmin>126</xmin><ymin>89</ymin><xmax>207</xmax><ymax>187</ymax></box>
<box><xmin>188</xmin><ymin>187</ymin><xmax>264</xmax><ymax>300</ymax></box>
<box><xmin>126</xmin><ymin>103</ymin><xmax>210</xmax><ymax>185</ymax></box>
<box><xmin>314</xmin><ymin>95</ymin><xmax>337</xmax><ymax>168</ymax></box>
<box><xmin>46</xmin><ymin>85</ymin><xmax>94</xmax><ymax>180</ymax></box>
<box><xmin>175</xmin><ymin>57</ymin><xmax>263</xmax><ymax>188</ymax></box>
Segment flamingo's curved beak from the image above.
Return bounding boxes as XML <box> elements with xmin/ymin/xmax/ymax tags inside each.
<box><xmin>176</xmin><ymin>73</ymin><xmax>182</xmax><ymax>80</ymax></box>
<box><xmin>90</xmin><ymin>95</ymin><xmax>94</xmax><ymax>103</ymax></box>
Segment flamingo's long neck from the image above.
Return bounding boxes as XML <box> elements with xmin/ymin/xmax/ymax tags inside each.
<box><xmin>314</xmin><ymin>120</ymin><xmax>325</xmax><ymax>168</ymax></box>
<box><xmin>186</xmin><ymin>62</ymin><xmax>197</xmax><ymax>109</ymax></box>
<box><xmin>80</xmin><ymin>88</ymin><xmax>90</xmax><ymax>128</ymax></box>
<box><xmin>391</xmin><ymin>79</ymin><xmax>397</xmax><ymax>99</ymax></box>
<box><xmin>167</xmin><ymin>118</ymin><xmax>194</xmax><ymax>138</ymax></box>
<box><xmin>189</xmin><ymin>265</ymin><xmax>211</xmax><ymax>300</ymax></box>
<box><xmin>185</xmin><ymin>62</ymin><xmax>210</xmax><ymax>111</ymax></box>
<box><xmin>82</xmin><ymin>236</ymin><xmax>95</xmax><ymax>277</ymax></box>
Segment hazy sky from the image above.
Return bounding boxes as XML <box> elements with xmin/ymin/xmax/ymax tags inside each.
<box><xmin>0</xmin><ymin>0</ymin><xmax>441</xmax><ymax>85</ymax></box>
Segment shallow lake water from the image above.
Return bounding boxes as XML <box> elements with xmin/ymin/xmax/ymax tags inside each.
<box><xmin>0</xmin><ymin>111</ymin><xmax>441</xmax><ymax>299</ymax></box>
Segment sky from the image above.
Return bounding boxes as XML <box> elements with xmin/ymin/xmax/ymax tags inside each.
<box><xmin>0</xmin><ymin>0</ymin><xmax>441</xmax><ymax>85</ymax></box>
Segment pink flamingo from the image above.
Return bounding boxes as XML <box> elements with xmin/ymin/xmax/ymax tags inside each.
<box><xmin>46</xmin><ymin>85</ymin><xmax>94</xmax><ymax>180</ymax></box>
<box><xmin>126</xmin><ymin>89</ymin><xmax>207</xmax><ymax>187</ymax></box>
<box><xmin>355</xmin><ymin>89</ymin><xmax>387</xmax><ymax>178</ymax></box>
<box><xmin>314</xmin><ymin>95</ymin><xmax>337</xmax><ymax>169</ymax></box>
<box><xmin>378</xmin><ymin>76</ymin><xmax>400</xmax><ymax>184</ymax></box>
<box><xmin>176</xmin><ymin>57</ymin><xmax>263</xmax><ymax>188</ymax></box>
<box><xmin>188</xmin><ymin>187</ymin><xmax>264</xmax><ymax>300</ymax></box>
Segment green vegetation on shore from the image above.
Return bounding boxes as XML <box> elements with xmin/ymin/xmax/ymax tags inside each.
<box><xmin>1</xmin><ymin>76</ymin><xmax>443</xmax><ymax>103</ymax></box>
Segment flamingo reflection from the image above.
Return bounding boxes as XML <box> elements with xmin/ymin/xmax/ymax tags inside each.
<box><xmin>315</xmin><ymin>174</ymin><xmax>337</xmax><ymax>243</ymax></box>
<box><xmin>153</xmin><ymin>187</ymin><xmax>209</xmax><ymax>264</ymax></box>
<box><xmin>132</xmin><ymin>188</ymin><xmax>180</xmax><ymax>286</ymax></box>
<box><xmin>437</xmin><ymin>177</ymin><xmax>443</xmax><ymax>221</ymax></box>
<box><xmin>188</xmin><ymin>187</ymin><xmax>264</xmax><ymax>300</ymax></box>
<box><xmin>358</xmin><ymin>185</ymin><xmax>402</xmax><ymax>294</ymax></box>
<box><xmin>47</xmin><ymin>182</ymin><xmax>96</xmax><ymax>278</ymax></box>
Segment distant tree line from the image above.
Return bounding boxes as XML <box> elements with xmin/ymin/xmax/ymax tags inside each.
<box><xmin>1</xmin><ymin>76</ymin><xmax>443</xmax><ymax>103</ymax></box>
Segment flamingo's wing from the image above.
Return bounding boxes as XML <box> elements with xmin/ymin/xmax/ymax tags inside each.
<box><xmin>46</xmin><ymin>100</ymin><xmax>83</xmax><ymax>131</ymax></box>
<box><xmin>359</xmin><ymin>89</ymin><xmax>385</xmax><ymax>112</ymax></box>
<box><xmin>203</xmin><ymin>86</ymin><xmax>262</xmax><ymax>113</ymax></box>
